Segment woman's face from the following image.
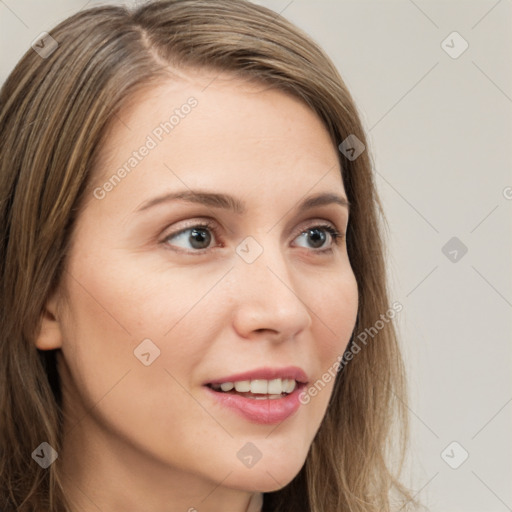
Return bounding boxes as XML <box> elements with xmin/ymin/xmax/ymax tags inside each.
<box><xmin>48</xmin><ymin>69</ymin><xmax>358</xmax><ymax>504</ymax></box>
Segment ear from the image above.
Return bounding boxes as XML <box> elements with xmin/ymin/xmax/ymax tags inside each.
<box><xmin>35</xmin><ymin>291</ymin><xmax>64</xmax><ymax>350</ymax></box>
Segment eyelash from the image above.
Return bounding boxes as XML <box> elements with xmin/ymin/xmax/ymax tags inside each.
<box><xmin>161</xmin><ymin>219</ymin><xmax>344</xmax><ymax>255</ymax></box>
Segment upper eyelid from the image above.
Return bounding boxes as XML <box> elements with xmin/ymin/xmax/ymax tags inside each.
<box><xmin>163</xmin><ymin>216</ymin><xmax>343</xmax><ymax>238</ymax></box>
<box><xmin>161</xmin><ymin>217</ymin><xmax>344</xmax><ymax>248</ymax></box>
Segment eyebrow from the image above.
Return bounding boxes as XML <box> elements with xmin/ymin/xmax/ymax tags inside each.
<box><xmin>135</xmin><ymin>189</ymin><xmax>350</xmax><ymax>215</ymax></box>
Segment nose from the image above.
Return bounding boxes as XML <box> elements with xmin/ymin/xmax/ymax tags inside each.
<box><xmin>230</xmin><ymin>241</ymin><xmax>313</xmax><ymax>343</ymax></box>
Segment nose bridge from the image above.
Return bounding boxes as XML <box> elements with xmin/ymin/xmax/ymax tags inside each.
<box><xmin>231</xmin><ymin>234</ymin><xmax>312</xmax><ymax>338</ymax></box>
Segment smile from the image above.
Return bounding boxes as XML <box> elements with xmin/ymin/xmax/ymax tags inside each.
<box><xmin>208</xmin><ymin>378</ymin><xmax>297</xmax><ymax>397</ymax></box>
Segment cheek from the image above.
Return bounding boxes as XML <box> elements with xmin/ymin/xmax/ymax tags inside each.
<box><xmin>57</xmin><ymin>266</ymin><xmax>233</xmax><ymax>469</ymax></box>
<box><xmin>314</xmin><ymin>266</ymin><xmax>359</xmax><ymax>361</ymax></box>
<box><xmin>58</xmin><ymin>250</ymin><xmax>236</xmax><ymax>423</ymax></box>
<box><xmin>291</xmin><ymin>266</ymin><xmax>358</xmax><ymax>431</ymax></box>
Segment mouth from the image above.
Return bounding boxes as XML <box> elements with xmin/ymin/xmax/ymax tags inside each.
<box><xmin>203</xmin><ymin>378</ymin><xmax>306</xmax><ymax>425</ymax></box>
<box><xmin>204</xmin><ymin>366</ymin><xmax>308</xmax><ymax>396</ymax></box>
<box><xmin>202</xmin><ymin>366</ymin><xmax>308</xmax><ymax>424</ymax></box>
<box><xmin>206</xmin><ymin>378</ymin><xmax>300</xmax><ymax>399</ymax></box>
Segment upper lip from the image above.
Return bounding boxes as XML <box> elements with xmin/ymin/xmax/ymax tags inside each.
<box><xmin>205</xmin><ymin>366</ymin><xmax>309</xmax><ymax>386</ymax></box>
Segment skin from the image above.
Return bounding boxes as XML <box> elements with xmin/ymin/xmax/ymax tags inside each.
<box><xmin>36</xmin><ymin>68</ymin><xmax>359</xmax><ymax>512</ymax></box>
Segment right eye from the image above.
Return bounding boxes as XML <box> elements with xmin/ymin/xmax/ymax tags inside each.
<box><xmin>162</xmin><ymin>220</ymin><xmax>220</xmax><ymax>253</ymax></box>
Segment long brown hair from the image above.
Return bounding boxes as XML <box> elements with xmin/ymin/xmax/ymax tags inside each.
<box><xmin>0</xmin><ymin>1</ymin><xmax>421</xmax><ymax>510</ymax></box>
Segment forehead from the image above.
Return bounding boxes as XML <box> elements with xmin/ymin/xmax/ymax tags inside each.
<box><xmin>88</xmin><ymin>68</ymin><xmax>344</xmax><ymax>205</ymax></box>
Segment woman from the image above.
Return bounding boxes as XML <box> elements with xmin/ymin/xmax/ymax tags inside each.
<box><xmin>0</xmin><ymin>1</ymin><xmax>421</xmax><ymax>511</ymax></box>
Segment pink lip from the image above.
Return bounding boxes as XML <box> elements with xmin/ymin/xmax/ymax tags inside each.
<box><xmin>203</xmin><ymin>366</ymin><xmax>308</xmax><ymax>425</ymax></box>
<box><xmin>204</xmin><ymin>366</ymin><xmax>309</xmax><ymax>386</ymax></box>
<box><xmin>204</xmin><ymin>382</ymin><xmax>305</xmax><ymax>424</ymax></box>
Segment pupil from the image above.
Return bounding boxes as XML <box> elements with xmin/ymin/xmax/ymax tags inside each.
<box><xmin>308</xmin><ymin>228</ymin><xmax>326</xmax><ymax>248</ymax></box>
<box><xmin>187</xmin><ymin>227</ymin><xmax>327</xmax><ymax>250</ymax></box>
<box><xmin>190</xmin><ymin>228</ymin><xmax>211</xmax><ymax>249</ymax></box>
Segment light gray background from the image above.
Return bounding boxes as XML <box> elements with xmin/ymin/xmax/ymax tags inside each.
<box><xmin>1</xmin><ymin>1</ymin><xmax>511</xmax><ymax>511</ymax></box>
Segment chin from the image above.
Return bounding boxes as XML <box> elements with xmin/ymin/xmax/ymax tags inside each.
<box><xmin>225</xmin><ymin>451</ymin><xmax>307</xmax><ymax>493</ymax></box>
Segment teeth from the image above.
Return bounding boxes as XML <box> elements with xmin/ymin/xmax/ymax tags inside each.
<box><xmin>234</xmin><ymin>380</ymin><xmax>251</xmax><ymax>392</ymax></box>
<box><xmin>267</xmin><ymin>379</ymin><xmax>281</xmax><ymax>394</ymax></box>
<box><xmin>283</xmin><ymin>379</ymin><xmax>297</xmax><ymax>393</ymax></box>
<box><xmin>250</xmin><ymin>379</ymin><xmax>268</xmax><ymax>394</ymax></box>
<box><xmin>212</xmin><ymin>378</ymin><xmax>297</xmax><ymax>395</ymax></box>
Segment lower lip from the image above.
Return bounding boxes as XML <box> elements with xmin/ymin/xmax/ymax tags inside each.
<box><xmin>204</xmin><ymin>384</ymin><xmax>305</xmax><ymax>425</ymax></box>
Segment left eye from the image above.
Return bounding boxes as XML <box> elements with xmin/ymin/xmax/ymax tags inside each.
<box><xmin>162</xmin><ymin>222</ymin><xmax>343</xmax><ymax>253</ymax></box>
<box><xmin>293</xmin><ymin>225</ymin><xmax>343</xmax><ymax>251</ymax></box>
